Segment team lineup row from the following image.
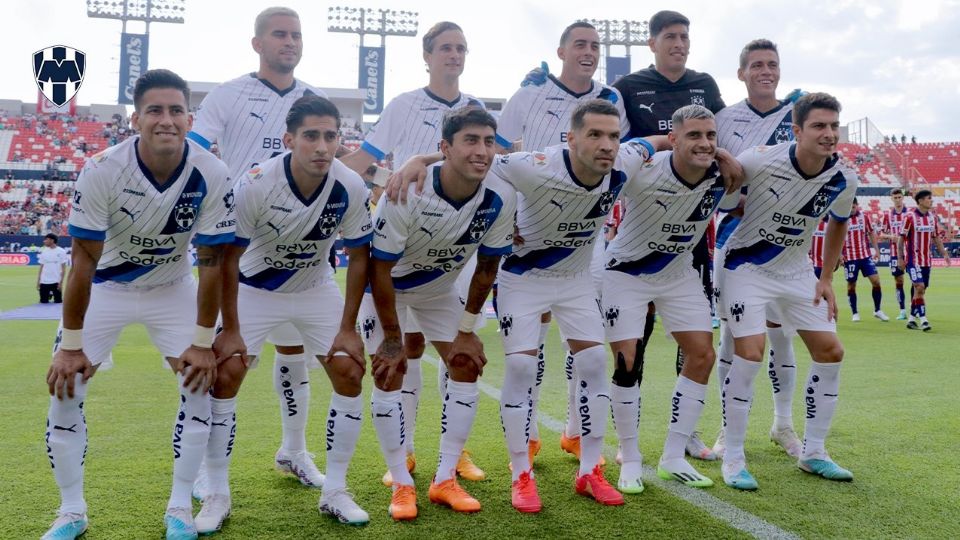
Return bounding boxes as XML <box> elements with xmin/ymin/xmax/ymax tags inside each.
<box><xmin>38</xmin><ymin>7</ymin><xmax>950</xmax><ymax>540</ymax></box>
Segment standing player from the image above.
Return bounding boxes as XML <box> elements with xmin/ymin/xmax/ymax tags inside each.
<box><xmin>42</xmin><ymin>70</ymin><xmax>235</xmax><ymax>540</ymax></box>
<box><xmin>187</xmin><ymin>6</ymin><xmax>328</xmax><ymax>490</ymax></box>
<box><xmin>842</xmin><ymin>198</ymin><xmax>888</xmax><ymax>322</ymax></box>
<box><xmin>340</xmin><ymin>21</ymin><xmax>488</xmax><ymax>485</ymax></box>
<box><xmin>718</xmin><ymin>93</ymin><xmax>858</xmax><ymax>490</ymax></box>
<box><xmin>898</xmin><ymin>190</ymin><xmax>952</xmax><ymax>331</ymax></box>
<box><xmin>810</xmin><ymin>216</ymin><xmax>829</xmax><ymax>278</ymax></box>
<box><xmin>881</xmin><ymin>188</ymin><xmax>910</xmax><ymax>319</ymax></box>
<box><xmin>193</xmin><ymin>96</ymin><xmax>374</xmax><ymax>532</ymax></box>
<box><xmin>37</xmin><ymin>233</ymin><xmax>68</xmax><ymax>303</ymax></box>
<box><xmin>360</xmin><ymin>108</ymin><xmax>515</xmax><ymax>517</ymax></box>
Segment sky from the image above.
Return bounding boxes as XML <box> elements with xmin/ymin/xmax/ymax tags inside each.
<box><xmin>5</xmin><ymin>0</ymin><xmax>960</xmax><ymax>142</ymax></box>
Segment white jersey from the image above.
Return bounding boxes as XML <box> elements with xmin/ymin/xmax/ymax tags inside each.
<box><xmin>716</xmin><ymin>99</ymin><xmax>794</xmax><ymax>155</ymax></box>
<box><xmin>371</xmin><ymin>163</ymin><xmax>516</xmax><ymax>295</ymax></box>
<box><xmin>495</xmin><ymin>142</ymin><xmax>650</xmax><ymax>277</ymax></box>
<box><xmin>188</xmin><ymin>73</ymin><xmax>326</xmax><ymax>179</ymax></box>
<box><xmin>38</xmin><ymin>246</ymin><xmax>69</xmax><ymax>283</ymax></box>
<box><xmin>606</xmin><ymin>150</ymin><xmax>736</xmax><ymax>281</ymax></box>
<box><xmin>361</xmin><ymin>88</ymin><xmax>484</xmax><ymax>168</ymax></box>
<box><xmin>234</xmin><ymin>154</ymin><xmax>372</xmax><ymax>293</ymax></box>
<box><xmin>497</xmin><ymin>75</ymin><xmax>630</xmax><ymax>151</ymax></box>
<box><xmin>722</xmin><ymin>143</ymin><xmax>858</xmax><ymax>277</ymax></box>
<box><xmin>67</xmin><ymin>137</ymin><xmax>236</xmax><ymax>287</ymax></box>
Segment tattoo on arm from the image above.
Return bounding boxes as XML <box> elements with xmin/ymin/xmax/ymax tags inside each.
<box><xmin>464</xmin><ymin>254</ymin><xmax>500</xmax><ymax>313</ymax></box>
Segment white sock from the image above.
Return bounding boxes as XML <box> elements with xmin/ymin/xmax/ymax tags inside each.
<box><xmin>574</xmin><ymin>345</ymin><xmax>609</xmax><ymax>475</ymax></box>
<box><xmin>529</xmin><ymin>323</ymin><xmax>549</xmax><ymax>441</ymax></box>
<box><xmin>564</xmin><ymin>351</ymin><xmax>581</xmax><ymax>437</ymax></box>
<box><xmin>436</xmin><ymin>380</ymin><xmax>478</xmax><ymax>482</ymax></box>
<box><xmin>766</xmin><ymin>326</ymin><xmax>797</xmax><ymax>431</ymax></box>
<box><xmin>371</xmin><ymin>388</ymin><xmax>413</xmax><ymax>486</ymax></box>
<box><xmin>273</xmin><ymin>353</ymin><xmax>309</xmax><ymax>453</ymax></box>
<box><xmin>205</xmin><ymin>397</ymin><xmax>237</xmax><ymax>496</ymax></box>
<box><xmin>611</xmin><ymin>382</ymin><xmax>642</xmax><ymax>464</ymax></box>
<box><xmin>437</xmin><ymin>361</ymin><xmax>450</xmax><ymax>400</ymax></box>
<box><xmin>662</xmin><ymin>376</ymin><xmax>708</xmax><ymax>463</ymax></box>
<box><xmin>323</xmin><ymin>392</ymin><xmax>363</xmax><ymax>492</ymax></box>
<box><xmin>721</xmin><ymin>355</ymin><xmax>761</xmax><ymax>465</ymax></box>
<box><xmin>168</xmin><ymin>371</ymin><xmax>212</xmax><ymax>510</ymax></box>
<box><xmin>716</xmin><ymin>322</ymin><xmax>734</xmax><ymax>401</ymax></box>
<box><xmin>401</xmin><ymin>357</ymin><xmax>422</xmax><ymax>454</ymax></box>
<box><xmin>46</xmin><ymin>374</ymin><xmax>88</xmax><ymax>514</ymax></box>
<box><xmin>801</xmin><ymin>361</ymin><xmax>842</xmax><ymax>460</ymax></box>
<box><xmin>501</xmin><ymin>353</ymin><xmax>536</xmax><ymax>480</ymax></box>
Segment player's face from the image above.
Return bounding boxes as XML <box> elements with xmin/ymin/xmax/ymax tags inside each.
<box><xmin>648</xmin><ymin>24</ymin><xmax>689</xmax><ymax>73</ymax></box>
<box><xmin>669</xmin><ymin>117</ymin><xmax>717</xmax><ymax>171</ymax></box>
<box><xmin>558</xmin><ymin>27</ymin><xmax>600</xmax><ymax>78</ymax></box>
<box><xmin>284</xmin><ymin>115</ymin><xmax>339</xmax><ymax>179</ymax></box>
<box><xmin>891</xmin><ymin>193</ymin><xmax>904</xmax><ymax>208</ymax></box>
<box><xmin>850</xmin><ymin>201</ymin><xmax>859</xmax><ymax>216</ymax></box>
<box><xmin>738</xmin><ymin>49</ymin><xmax>780</xmax><ymax>101</ymax></box>
<box><xmin>440</xmin><ymin>124</ymin><xmax>496</xmax><ymax>184</ymax></box>
<box><xmin>43</xmin><ymin>237</ymin><xmax>54</xmax><ymax>247</ymax></box>
<box><xmin>567</xmin><ymin>113</ymin><xmax>620</xmax><ymax>176</ymax></box>
<box><xmin>424</xmin><ymin>30</ymin><xmax>467</xmax><ymax>80</ymax></box>
<box><xmin>917</xmin><ymin>195</ymin><xmax>932</xmax><ymax>211</ymax></box>
<box><xmin>131</xmin><ymin>87</ymin><xmax>192</xmax><ymax>158</ymax></box>
<box><xmin>253</xmin><ymin>15</ymin><xmax>303</xmax><ymax>74</ymax></box>
<box><xmin>793</xmin><ymin>108</ymin><xmax>840</xmax><ymax>160</ymax></box>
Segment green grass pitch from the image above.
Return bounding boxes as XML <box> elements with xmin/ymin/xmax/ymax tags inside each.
<box><xmin>1</xmin><ymin>265</ymin><xmax>957</xmax><ymax>539</ymax></box>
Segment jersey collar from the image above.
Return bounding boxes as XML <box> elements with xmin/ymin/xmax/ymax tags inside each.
<box><xmin>549</xmin><ymin>74</ymin><xmax>595</xmax><ymax>99</ymax></box>
<box><xmin>134</xmin><ymin>138</ymin><xmax>189</xmax><ymax>193</ymax></box>
<box><xmin>423</xmin><ymin>87</ymin><xmax>462</xmax><ymax>108</ymax></box>
<box><xmin>250</xmin><ymin>73</ymin><xmax>298</xmax><ymax>97</ymax></box>
<box><xmin>668</xmin><ymin>152</ymin><xmax>720</xmax><ymax>190</ymax></box>
<box><xmin>284</xmin><ymin>153</ymin><xmax>328</xmax><ymax>206</ymax></box>
<box><xmin>744</xmin><ymin>98</ymin><xmax>790</xmax><ymax>118</ymax></box>
<box><xmin>788</xmin><ymin>143</ymin><xmax>839</xmax><ymax>180</ymax></box>
<box><xmin>562</xmin><ymin>149</ymin><xmax>603</xmax><ymax>191</ymax></box>
<box><xmin>432</xmin><ymin>166</ymin><xmax>482</xmax><ymax>210</ymax></box>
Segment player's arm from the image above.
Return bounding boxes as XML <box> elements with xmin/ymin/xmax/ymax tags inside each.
<box><xmin>179</xmin><ymin>244</ymin><xmax>226</xmax><ymax>393</ymax></box>
<box><xmin>447</xmin><ymin>253</ymin><xmax>500</xmax><ymax>375</ymax></box>
<box><xmin>715</xmin><ymin>148</ymin><xmax>745</xmax><ymax>192</ymax></box>
<box><xmin>369</xmin><ymin>256</ymin><xmax>405</xmax><ymax>388</ymax></box>
<box><xmin>213</xmin><ymin>243</ymin><xmax>248</xmax><ymax>365</ymax></box>
<box><xmin>868</xmin><ymin>218</ymin><xmax>880</xmax><ymax>261</ymax></box>
<box><xmin>339</xmin><ymin>147</ymin><xmax>381</xmax><ymax>177</ymax></box>
<box><xmin>932</xmin><ymin>229</ymin><xmax>952</xmax><ymax>267</ymax></box>
<box><xmin>897</xmin><ymin>218</ymin><xmax>911</xmax><ymax>270</ymax></box>
<box><xmin>816</xmin><ymin>215</ymin><xmax>850</xmax><ymax>321</ymax></box>
<box><xmin>385</xmin><ymin>151</ymin><xmax>444</xmax><ymax>203</ymax></box>
<box><xmin>47</xmin><ymin>237</ymin><xmax>102</xmax><ymax>399</ymax></box>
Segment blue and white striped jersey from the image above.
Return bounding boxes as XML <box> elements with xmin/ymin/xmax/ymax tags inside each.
<box><xmin>234</xmin><ymin>154</ymin><xmax>372</xmax><ymax>293</ymax></box>
<box><xmin>68</xmin><ymin>137</ymin><xmax>235</xmax><ymax>287</ymax></box>
<box><xmin>371</xmin><ymin>163</ymin><xmax>516</xmax><ymax>295</ymax></box>
<box><xmin>716</xmin><ymin>99</ymin><xmax>794</xmax><ymax>155</ymax></box>
<box><xmin>722</xmin><ymin>143</ymin><xmax>858</xmax><ymax>277</ymax></box>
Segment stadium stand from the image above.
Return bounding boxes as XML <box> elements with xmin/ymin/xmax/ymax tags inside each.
<box><xmin>837</xmin><ymin>142</ymin><xmax>901</xmax><ymax>186</ymax></box>
<box><xmin>877</xmin><ymin>142</ymin><xmax>960</xmax><ymax>184</ymax></box>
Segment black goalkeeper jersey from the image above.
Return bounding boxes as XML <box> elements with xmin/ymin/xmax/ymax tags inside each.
<box><xmin>614</xmin><ymin>66</ymin><xmax>725</xmax><ymax>138</ymax></box>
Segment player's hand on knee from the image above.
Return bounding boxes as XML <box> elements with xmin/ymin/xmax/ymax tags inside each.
<box><xmin>328</xmin><ymin>328</ymin><xmax>366</xmax><ymax>372</ymax></box>
<box><xmin>214</xmin><ymin>328</ymin><xmax>249</xmax><ymax>367</ymax></box>
<box><xmin>373</xmin><ymin>336</ymin><xmax>407</xmax><ymax>388</ymax></box>
<box><xmin>814</xmin><ymin>279</ymin><xmax>838</xmax><ymax>322</ymax></box>
<box><xmin>179</xmin><ymin>346</ymin><xmax>217</xmax><ymax>393</ymax></box>
<box><xmin>47</xmin><ymin>350</ymin><xmax>94</xmax><ymax>399</ymax></box>
<box><xmin>449</xmin><ymin>331</ymin><xmax>487</xmax><ymax>377</ymax></box>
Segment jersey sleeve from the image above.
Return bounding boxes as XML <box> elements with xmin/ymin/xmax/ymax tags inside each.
<box><xmin>187</xmin><ymin>86</ymin><xmax>228</xmax><ymax>150</ymax></box>
<box><xmin>370</xmin><ymin>191</ymin><xmax>413</xmax><ymax>260</ymax></box>
<box><xmin>232</xmin><ymin>175</ymin><xmax>260</xmax><ymax>247</ymax></box>
<box><xmin>478</xmin><ymin>179</ymin><xmax>517</xmax><ymax>257</ymax></box>
<box><xmin>900</xmin><ymin>213</ymin><xmax>914</xmax><ymax>238</ymax></box>
<box><xmin>193</xmin><ymin>163</ymin><xmax>236</xmax><ymax>245</ymax></box>
<box><xmin>67</xmin><ymin>158</ymin><xmax>112</xmax><ymax>241</ymax></box>
<box><xmin>496</xmin><ymin>88</ymin><xmax>528</xmax><ymax>149</ymax></box>
<box><xmin>339</xmin><ymin>176</ymin><xmax>374</xmax><ymax>247</ymax></box>
<box><xmin>827</xmin><ymin>168</ymin><xmax>859</xmax><ymax>222</ymax></box>
<box><xmin>360</xmin><ymin>95</ymin><xmax>405</xmax><ymax>160</ymax></box>
<box><xmin>487</xmin><ymin>153</ymin><xmax>529</xmax><ymax>193</ymax></box>
<box><xmin>718</xmin><ymin>180</ymin><xmax>741</xmax><ymax>212</ymax></box>
<box><xmin>735</xmin><ymin>146</ymin><xmax>766</xmax><ymax>190</ymax></box>
<box><xmin>601</xmin><ymin>86</ymin><xmax>632</xmax><ymax>140</ymax></box>
<box><xmin>615</xmin><ymin>139</ymin><xmax>655</xmax><ymax>180</ymax></box>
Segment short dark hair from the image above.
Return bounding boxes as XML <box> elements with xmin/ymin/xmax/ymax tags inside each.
<box><xmin>423</xmin><ymin>21</ymin><xmax>463</xmax><ymax>53</ymax></box>
<box><xmin>45</xmin><ymin>233</ymin><xmax>58</xmax><ymax>243</ymax></box>
<box><xmin>560</xmin><ymin>21</ymin><xmax>596</xmax><ymax>47</ymax></box>
<box><xmin>649</xmin><ymin>10</ymin><xmax>689</xmax><ymax>37</ymax></box>
<box><xmin>285</xmin><ymin>95</ymin><xmax>341</xmax><ymax>133</ymax></box>
<box><xmin>570</xmin><ymin>99</ymin><xmax>620</xmax><ymax>131</ymax></box>
<box><xmin>739</xmin><ymin>38</ymin><xmax>778</xmax><ymax>70</ymax></box>
<box><xmin>792</xmin><ymin>92</ymin><xmax>841</xmax><ymax>128</ymax></box>
<box><xmin>852</xmin><ymin>197</ymin><xmax>859</xmax><ymax>205</ymax></box>
<box><xmin>133</xmin><ymin>69</ymin><xmax>190</xmax><ymax>112</ymax></box>
<box><xmin>890</xmin><ymin>188</ymin><xmax>905</xmax><ymax>196</ymax></box>
<box><xmin>914</xmin><ymin>189</ymin><xmax>933</xmax><ymax>202</ymax></box>
<box><xmin>441</xmin><ymin>107</ymin><xmax>496</xmax><ymax>144</ymax></box>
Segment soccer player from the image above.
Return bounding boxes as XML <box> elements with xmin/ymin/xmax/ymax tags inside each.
<box><xmin>361</xmin><ymin>108</ymin><xmax>515</xmax><ymax>517</ymax></box>
<box><xmin>187</xmin><ymin>6</ymin><xmax>328</xmax><ymax>490</ymax></box>
<box><xmin>603</xmin><ymin>105</ymin><xmax>739</xmax><ymax>493</ymax></box>
<box><xmin>37</xmin><ymin>233</ymin><xmax>68</xmax><ymax>303</ymax></box>
<box><xmin>713</xmin><ymin>39</ymin><xmax>803</xmax><ymax>459</ymax></box>
<box><xmin>42</xmin><ymin>69</ymin><xmax>236</xmax><ymax>540</ymax></box>
<box><xmin>881</xmin><ymin>188</ymin><xmax>910</xmax><ymax>319</ymax></box>
<box><xmin>898</xmin><ymin>190</ymin><xmax>952</xmax><ymax>331</ymax></box>
<box><xmin>842</xmin><ymin>198</ymin><xmax>887</xmax><ymax>322</ymax></box>
<box><xmin>496</xmin><ymin>20</ymin><xmax>631</xmax><ymax>468</ymax></box>
<box><xmin>193</xmin><ymin>96</ymin><xmax>373</xmax><ymax>532</ymax></box>
<box><xmin>717</xmin><ymin>92</ymin><xmax>858</xmax><ymax>490</ymax></box>
<box><xmin>340</xmin><ymin>21</ymin><xmax>488</xmax><ymax>485</ymax></box>
<box><xmin>810</xmin><ymin>216</ymin><xmax>829</xmax><ymax>278</ymax></box>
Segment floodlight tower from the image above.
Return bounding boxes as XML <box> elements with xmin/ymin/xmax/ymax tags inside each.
<box><xmin>581</xmin><ymin>19</ymin><xmax>648</xmax><ymax>83</ymax></box>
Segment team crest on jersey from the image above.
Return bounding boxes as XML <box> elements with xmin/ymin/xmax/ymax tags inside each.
<box><xmin>174</xmin><ymin>204</ymin><xmax>197</xmax><ymax>231</ymax></box>
<box><xmin>698</xmin><ymin>192</ymin><xmax>716</xmax><ymax>220</ymax></box>
<box><xmin>317</xmin><ymin>213</ymin><xmax>340</xmax><ymax>238</ymax></box>
<box><xmin>690</xmin><ymin>95</ymin><xmax>706</xmax><ymax>106</ymax></box>
<box><xmin>774</xmin><ymin>127</ymin><xmax>792</xmax><ymax>144</ymax></box>
<box><xmin>597</xmin><ymin>191</ymin><xmax>615</xmax><ymax>215</ymax></box>
<box><xmin>468</xmin><ymin>217</ymin><xmax>488</xmax><ymax>242</ymax></box>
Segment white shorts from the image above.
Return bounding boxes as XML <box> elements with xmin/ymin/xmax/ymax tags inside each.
<box><xmin>714</xmin><ymin>246</ymin><xmax>784</xmax><ymax>327</ymax></box>
<box><xmin>53</xmin><ymin>276</ymin><xmax>197</xmax><ymax>369</ymax></box>
<box><xmin>496</xmin><ymin>271</ymin><xmax>604</xmax><ymax>354</ymax></box>
<box><xmin>358</xmin><ymin>288</ymin><xmax>462</xmax><ymax>353</ymax></box>
<box><xmin>267</xmin><ymin>323</ymin><xmax>303</xmax><ymax>347</ymax></box>
<box><xmin>238</xmin><ymin>281</ymin><xmax>342</xmax><ymax>365</ymax></box>
<box><xmin>602</xmin><ymin>270</ymin><xmax>712</xmax><ymax>342</ymax></box>
<box><xmin>453</xmin><ymin>253</ymin><xmax>486</xmax><ymax>333</ymax></box>
<box><xmin>717</xmin><ymin>267</ymin><xmax>835</xmax><ymax>338</ymax></box>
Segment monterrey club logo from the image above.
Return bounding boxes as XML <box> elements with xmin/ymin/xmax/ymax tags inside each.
<box><xmin>33</xmin><ymin>45</ymin><xmax>86</xmax><ymax>107</ymax></box>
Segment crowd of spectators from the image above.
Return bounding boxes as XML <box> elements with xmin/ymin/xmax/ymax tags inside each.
<box><xmin>0</xmin><ymin>180</ymin><xmax>71</xmax><ymax>235</ymax></box>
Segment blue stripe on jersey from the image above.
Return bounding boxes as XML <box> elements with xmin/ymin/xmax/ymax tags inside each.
<box><xmin>240</xmin><ymin>268</ymin><xmax>296</xmax><ymax>291</ymax></box>
<box><xmin>343</xmin><ymin>232</ymin><xmax>373</xmax><ymax>248</ymax></box>
<box><xmin>829</xmin><ymin>211</ymin><xmax>849</xmax><ymax>222</ymax></box>
<box><xmin>372</xmin><ymin>247</ymin><xmax>403</xmax><ymax>261</ymax></box>
<box><xmin>93</xmin><ymin>261</ymin><xmax>157</xmax><ymax>283</ymax></box>
<box><xmin>495</xmin><ymin>133</ymin><xmax>513</xmax><ymax>149</ymax></box>
<box><xmin>597</xmin><ymin>87</ymin><xmax>618</xmax><ymax>104</ymax></box>
<box><xmin>452</xmin><ymin>189</ymin><xmax>505</xmax><ymax>245</ymax></box>
<box><xmin>233</xmin><ymin>236</ymin><xmax>252</xmax><ymax>247</ymax></box>
<box><xmin>607</xmin><ymin>251</ymin><xmax>678</xmax><ymax>276</ymax></box>
<box><xmin>193</xmin><ymin>232</ymin><xmax>235</xmax><ymax>245</ymax></box>
<box><xmin>716</xmin><ymin>215</ymin><xmax>740</xmax><ymax>249</ymax></box>
<box><xmin>795</xmin><ymin>171</ymin><xmax>848</xmax><ymax>219</ymax></box>
<box><xmin>302</xmin><ymin>181</ymin><xmax>348</xmax><ymax>241</ymax></box>
<box><xmin>501</xmin><ymin>246</ymin><xmax>576</xmax><ymax>274</ymax></box>
<box><xmin>478</xmin><ymin>244</ymin><xmax>512</xmax><ymax>257</ymax></box>
<box><xmin>626</xmin><ymin>138</ymin><xmax>655</xmax><ymax>157</ymax></box>
<box><xmin>584</xmin><ymin>171</ymin><xmax>626</xmax><ymax>219</ymax></box>
<box><xmin>723</xmin><ymin>240</ymin><xmax>786</xmax><ymax>270</ymax></box>
<box><xmin>361</xmin><ymin>141</ymin><xmax>386</xmax><ymax>161</ymax></box>
<box><xmin>68</xmin><ymin>224</ymin><xmax>106</xmax><ymax>241</ymax></box>
<box><xmin>186</xmin><ymin>131</ymin><xmax>212</xmax><ymax>150</ymax></box>
<box><xmin>393</xmin><ymin>268</ymin><xmax>445</xmax><ymax>290</ymax></box>
<box><xmin>159</xmin><ymin>168</ymin><xmax>208</xmax><ymax>235</ymax></box>
<box><xmin>683</xmin><ymin>180</ymin><xmax>726</xmax><ymax>221</ymax></box>
<box><xmin>764</xmin><ymin>110</ymin><xmax>793</xmax><ymax>146</ymax></box>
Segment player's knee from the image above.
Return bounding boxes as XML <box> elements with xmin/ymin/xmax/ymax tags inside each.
<box><xmin>817</xmin><ymin>341</ymin><xmax>844</xmax><ymax>363</ymax></box>
<box><xmin>447</xmin><ymin>353</ymin><xmax>478</xmax><ymax>377</ymax></box>
<box><xmin>213</xmin><ymin>356</ymin><xmax>247</xmax><ymax>397</ymax></box>
<box><xmin>404</xmin><ymin>333</ymin><xmax>426</xmax><ymax>358</ymax></box>
<box><xmin>611</xmin><ymin>346</ymin><xmax>639</xmax><ymax>386</ymax></box>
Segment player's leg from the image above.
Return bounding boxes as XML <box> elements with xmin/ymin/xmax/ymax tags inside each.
<box><xmin>683</xmin><ymin>258</ymin><xmax>718</xmax><ymax>461</ymax></box>
<box><xmin>891</xmin><ymin>255</ymin><xmax>907</xmax><ymax>319</ymax></box>
<box><xmin>845</xmin><ymin>261</ymin><xmax>860</xmax><ymax>321</ymax></box>
<box><xmin>52</xmin><ymin>283</ymin><xmax>63</xmax><ymax>303</ymax></box>
<box><xmin>906</xmin><ymin>265</ymin><xmax>928</xmax><ymax>329</ymax></box>
<box><xmin>528</xmin><ymin>311</ymin><xmax>551</xmax><ymax>458</ymax></box>
<box><xmin>711</xmin><ymin>320</ymin><xmax>734</xmax><ymax>456</ymax></box>
<box><xmin>917</xmin><ymin>266</ymin><xmax>931</xmax><ymax>330</ymax></box>
<box><xmin>765</xmin><ymin>305</ymin><xmax>801</xmax><ymax>458</ymax></box>
<box><xmin>866</xmin><ymin>259</ymin><xmax>888</xmax><ymax>320</ymax></box>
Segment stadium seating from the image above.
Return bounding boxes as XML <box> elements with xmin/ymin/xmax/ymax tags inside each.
<box><xmin>837</xmin><ymin>143</ymin><xmax>901</xmax><ymax>186</ymax></box>
<box><xmin>878</xmin><ymin>142</ymin><xmax>960</xmax><ymax>184</ymax></box>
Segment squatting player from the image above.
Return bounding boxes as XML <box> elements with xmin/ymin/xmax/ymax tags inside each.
<box><xmin>898</xmin><ymin>189</ymin><xmax>952</xmax><ymax>331</ymax></box>
<box><xmin>841</xmin><ymin>198</ymin><xmax>888</xmax><ymax>322</ymax></box>
<box><xmin>42</xmin><ymin>70</ymin><xmax>236</xmax><ymax>540</ymax></box>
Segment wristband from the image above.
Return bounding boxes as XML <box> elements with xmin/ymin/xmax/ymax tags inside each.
<box><xmin>59</xmin><ymin>328</ymin><xmax>83</xmax><ymax>351</ymax></box>
<box><xmin>192</xmin><ymin>325</ymin><xmax>215</xmax><ymax>348</ymax></box>
<box><xmin>458</xmin><ymin>311</ymin><xmax>479</xmax><ymax>333</ymax></box>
